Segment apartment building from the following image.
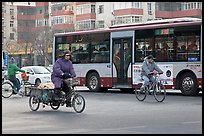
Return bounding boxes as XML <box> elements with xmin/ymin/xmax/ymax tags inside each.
<box><xmin>155</xmin><ymin>2</ymin><xmax>202</xmax><ymax>19</ymax></box>
<box><xmin>2</xmin><ymin>2</ymin><xmax>202</xmax><ymax>66</ymax></box>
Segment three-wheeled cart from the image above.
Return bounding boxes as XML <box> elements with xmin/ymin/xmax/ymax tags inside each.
<box><xmin>27</xmin><ymin>78</ymin><xmax>85</xmax><ymax>113</ymax></box>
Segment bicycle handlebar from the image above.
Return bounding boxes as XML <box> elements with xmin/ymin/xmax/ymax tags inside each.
<box><xmin>148</xmin><ymin>72</ymin><xmax>163</xmax><ymax>76</ymax></box>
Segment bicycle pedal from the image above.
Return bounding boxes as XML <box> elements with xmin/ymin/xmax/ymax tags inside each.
<box><xmin>149</xmin><ymin>92</ymin><xmax>153</xmax><ymax>95</ymax></box>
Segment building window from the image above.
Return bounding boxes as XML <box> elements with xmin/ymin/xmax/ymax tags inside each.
<box><xmin>132</xmin><ymin>2</ymin><xmax>142</xmax><ymax>8</ymax></box>
<box><xmin>181</xmin><ymin>2</ymin><xmax>201</xmax><ymax>10</ymax></box>
<box><xmin>98</xmin><ymin>20</ymin><xmax>104</xmax><ymax>28</ymax></box>
<box><xmin>197</xmin><ymin>2</ymin><xmax>201</xmax><ymax>9</ymax></box>
<box><xmin>10</xmin><ymin>21</ymin><xmax>14</xmax><ymax>27</ymax></box>
<box><xmin>98</xmin><ymin>5</ymin><xmax>104</xmax><ymax>14</ymax></box>
<box><xmin>113</xmin><ymin>16</ymin><xmax>142</xmax><ymax>25</ymax></box>
<box><xmin>64</xmin><ymin>16</ymin><xmax>73</xmax><ymax>24</ymax></box>
<box><xmin>91</xmin><ymin>5</ymin><xmax>95</xmax><ymax>13</ymax></box>
<box><xmin>10</xmin><ymin>33</ymin><xmax>14</xmax><ymax>40</ymax></box>
<box><xmin>77</xmin><ymin>4</ymin><xmax>95</xmax><ymax>15</ymax></box>
<box><xmin>147</xmin><ymin>3</ymin><xmax>152</xmax><ymax>15</ymax></box>
<box><xmin>10</xmin><ymin>9</ymin><xmax>14</xmax><ymax>15</ymax></box>
<box><xmin>76</xmin><ymin>20</ymin><xmax>96</xmax><ymax>30</ymax></box>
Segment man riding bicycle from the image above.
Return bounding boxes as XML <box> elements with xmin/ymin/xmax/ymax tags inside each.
<box><xmin>7</xmin><ymin>57</ymin><xmax>25</xmax><ymax>95</ymax></box>
<box><xmin>51</xmin><ymin>50</ymin><xmax>76</xmax><ymax>107</ymax></box>
<box><xmin>140</xmin><ymin>55</ymin><xmax>163</xmax><ymax>91</ymax></box>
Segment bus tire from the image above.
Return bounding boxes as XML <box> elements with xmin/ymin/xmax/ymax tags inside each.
<box><xmin>87</xmin><ymin>72</ymin><xmax>101</xmax><ymax>92</ymax></box>
<box><xmin>179</xmin><ymin>73</ymin><xmax>199</xmax><ymax>96</ymax></box>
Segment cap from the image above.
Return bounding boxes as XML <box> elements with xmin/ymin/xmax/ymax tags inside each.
<box><xmin>10</xmin><ymin>57</ymin><xmax>16</xmax><ymax>63</ymax></box>
<box><xmin>147</xmin><ymin>55</ymin><xmax>156</xmax><ymax>60</ymax></box>
<box><xmin>63</xmin><ymin>50</ymin><xmax>71</xmax><ymax>56</ymax></box>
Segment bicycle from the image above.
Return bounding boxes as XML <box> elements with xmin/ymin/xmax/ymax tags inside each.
<box><xmin>2</xmin><ymin>72</ymin><xmax>32</xmax><ymax>98</ymax></box>
<box><xmin>28</xmin><ymin>77</ymin><xmax>85</xmax><ymax>113</ymax></box>
<box><xmin>135</xmin><ymin>72</ymin><xmax>166</xmax><ymax>102</ymax></box>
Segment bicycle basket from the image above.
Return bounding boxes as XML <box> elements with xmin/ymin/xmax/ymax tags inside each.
<box><xmin>21</xmin><ymin>72</ymin><xmax>29</xmax><ymax>81</ymax></box>
<box><xmin>64</xmin><ymin>77</ymin><xmax>80</xmax><ymax>87</ymax></box>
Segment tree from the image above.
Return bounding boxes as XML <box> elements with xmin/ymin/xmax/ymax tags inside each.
<box><xmin>30</xmin><ymin>27</ymin><xmax>54</xmax><ymax>66</ymax></box>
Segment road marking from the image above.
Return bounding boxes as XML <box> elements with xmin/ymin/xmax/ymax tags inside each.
<box><xmin>102</xmin><ymin>125</ymin><xmax>146</xmax><ymax>131</ymax></box>
<box><xmin>181</xmin><ymin>121</ymin><xmax>202</xmax><ymax>124</ymax></box>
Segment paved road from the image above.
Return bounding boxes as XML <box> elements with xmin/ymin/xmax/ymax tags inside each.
<box><xmin>2</xmin><ymin>88</ymin><xmax>202</xmax><ymax>134</ymax></box>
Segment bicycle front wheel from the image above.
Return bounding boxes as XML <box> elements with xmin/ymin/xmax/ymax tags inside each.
<box><xmin>2</xmin><ymin>81</ymin><xmax>14</xmax><ymax>98</ymax></box>
<box><xmin>135</xmin><ymin>88</ymin><xmax>147</xmax><ymax>101</ymax></box>
<box><xmin>72</xmin><ymin>94</ymin><xmax>85</xmax><ymax>113</ymax></box>
<box><xmin>29</xmin><ymin>95</ymin><xmax>40</xmax><ymax>111</ymax></box>
<box><xmin>153</xmin><ymin>82</ymin><xmax>166</xmax><ymax>102</ymax></box>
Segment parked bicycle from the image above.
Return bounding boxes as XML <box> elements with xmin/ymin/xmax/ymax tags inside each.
<box><xmin>135</xmin><ymin>72</ymin><xmax>166</xmax><ymax>102</ymax></box>
<box><xmin>2</xmin><ymin>72</ymin><xmax>32</xmax><ymax>98</ymax></box>
<box><xmin>28</xmin><ymin>77</ymin><xmax>85</xmax><ymax>113</ymax></box>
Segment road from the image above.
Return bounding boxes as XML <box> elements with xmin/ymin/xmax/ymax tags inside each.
<box><xmin>2</xmin><ymin>88</ymin><xmax>202</xmax><ymax>134</ymax></box>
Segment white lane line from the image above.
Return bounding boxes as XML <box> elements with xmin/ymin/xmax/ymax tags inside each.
<box><xmin>181</xmin><ymin>121</ymin><xmax>202</xmax><ymax>124</ymax></box>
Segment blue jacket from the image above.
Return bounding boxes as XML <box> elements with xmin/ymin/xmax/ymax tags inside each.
<box><xmin>51</xmin><ymin>58</ymin><xmax>76</xmax><ymax>88</ymax></box>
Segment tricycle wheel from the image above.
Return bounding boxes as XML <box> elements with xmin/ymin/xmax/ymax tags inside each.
<box><xmin>50</xmin><ymin>101</ymin><xmax>60</xmax><ymax>110</ymax></box>
<box><xmin>72</xmin><ymin>94</ymin><xmax>85</xmax><ymax>113</ymax></box>
<box><xmin>29</xmin><ymin>95</ymin><xmax>40</xmax><ymax>111</ymax></box>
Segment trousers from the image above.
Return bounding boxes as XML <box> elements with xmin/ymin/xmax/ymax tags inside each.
<box><xmin>141</xmin><ymin>75</ymin><xmax>155</xmax><ymax>89</ymax></box>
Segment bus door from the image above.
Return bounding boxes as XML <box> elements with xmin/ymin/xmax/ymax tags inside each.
<box><xmin>112</xmin><ymin>38</ymin><xmax>132</xmax><ymax>87</ymax></box>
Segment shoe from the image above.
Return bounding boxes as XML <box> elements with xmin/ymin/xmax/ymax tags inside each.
<box><xmin>53</xmin><ymin>93</ymin><xmax>60</xmax><ymax>100</ymax></box>
<box><xmin>18</xmin><ymin>91</ymin><xmax>24</xmax><ymax>96</ymax></box>
<box><xmin>12</xmin><ymin>91</ymin><xmax>17</xmax><ymax>94</ymax></box>
<box><xmin>66</xmin><ymin>101</ymin><xmax>72</xmax><ymax>107</ymax></box>
<box><xmin>58</xmin><ymin>91</ymin><xmax>65</xmax><ymax>98</ymax></box>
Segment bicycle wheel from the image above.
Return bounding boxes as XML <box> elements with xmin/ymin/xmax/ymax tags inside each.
<box><xmin>50</xmin><ymin>101</ymin><xmax>60</xmax><ymax>110</ymax></box>
<box><xmin>72</xmin><ymin>94</ymin><xmax>85</xmax><ymax>113</ymax></box>
<box><xmin>135</xmin><ymin>87</ymin><xmax>147</xmax><ymax>101</ymax></box>
<box><xmin>2</xmin><ymin>81</ymin><xmax>14</xmax><ymax>98</ymax></box>
<box><xmin>153</xmin><ymin>82</ymin><xmax>166</xmax><ymax>102</ymax></box>
<box><xmin>29</xmin><ymin>95</ymin><xmax>40</xmax><ymax>111</ymax></box>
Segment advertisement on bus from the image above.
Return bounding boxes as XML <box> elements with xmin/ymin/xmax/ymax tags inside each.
<box><xmin>132</xmin><ymin>64</ymin><xmax>173</xmax><ymax>85</ymax></box>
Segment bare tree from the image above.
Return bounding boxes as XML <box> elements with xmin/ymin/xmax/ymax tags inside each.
<box><xmin>30</xmin><ymin>27</ymin><xmax>53</xmax><ymax>66</ymax></box>
<box><xmin>4</xmin><ymin>40</ymin><xmax>22</xmax><ymax>56</ymax></box>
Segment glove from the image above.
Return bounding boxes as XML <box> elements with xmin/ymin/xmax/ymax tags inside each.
<box><xmin>62</xmin><ymin>72</ymin><xmax>71</xmax><ymax>79</ymax></box>
<box><xmin>158</xmin><ymin>72</ymin><xmax>163</xmax><ymax>75</ymax></box>
<box><xmin>148</xmin><ymin>72</ymin><xmax>154</xmax><ymax>76</ymax></box>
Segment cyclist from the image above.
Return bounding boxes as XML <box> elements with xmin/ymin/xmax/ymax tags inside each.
<box><xmin>7</xmin><ymin>57</ymin><xmax>25</xmax><ymax>95</ymax></box>
<box><xmin>51</xmin><ymin>50</ymin><xmax>76</xmax><ymax>107</ymax></box>
<box><xmin>140</xmin><ymin>55</ymin><xmax>163</xmax><ymax>91</ymax></box>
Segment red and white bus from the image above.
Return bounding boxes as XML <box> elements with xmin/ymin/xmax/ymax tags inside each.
<box><xmin>52</xmin><ymin>17</ymin><xmax>202</xmax><ymax>96</ymax></box>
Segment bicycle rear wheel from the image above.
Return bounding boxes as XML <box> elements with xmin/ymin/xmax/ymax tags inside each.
<box><xmin>2</xmin><ymin>81</ymin><xmax>14</xmax><ymax>98</ymax></box>
<box><xmin>72</xmin><ymin>94</ymin><xmax>85</xmax><ymax>113</ymax></box>
<box><xmin>153</xmin><ymin>82</ymin><xmax>166</xmax><ymax>102</ymax></box>
<box><xmin>135</xmin><ymin>87</ymin><xmax>147</xmax><ymax>101</ymax></box>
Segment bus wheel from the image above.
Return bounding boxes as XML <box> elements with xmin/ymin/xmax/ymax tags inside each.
<box><xmin>179</xmin><ymin>73</ymin><xmax>199</xmax><ymax>96</ymax></box>
<box><xmin>87</xmin><ymin>72</ymin><xmax>101</xmax><ymax>92</ymax></box>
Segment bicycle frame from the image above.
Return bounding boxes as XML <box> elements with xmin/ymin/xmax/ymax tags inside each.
<box><xmin>145</xmin><ymin>74</ymin><xmax>160</xmax><ymax>92</ymax></box>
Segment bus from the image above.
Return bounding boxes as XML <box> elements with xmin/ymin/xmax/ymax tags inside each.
<box><xmin>52</xmin><ymin>17</ymin><xmax>202</xmax><ymax>96</ymax></box>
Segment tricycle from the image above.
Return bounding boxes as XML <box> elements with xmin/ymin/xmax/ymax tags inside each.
<box><xmin>27</xmin><ymin>77</ymin><xmax>85</xmax><ymax>113</ymax></box>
